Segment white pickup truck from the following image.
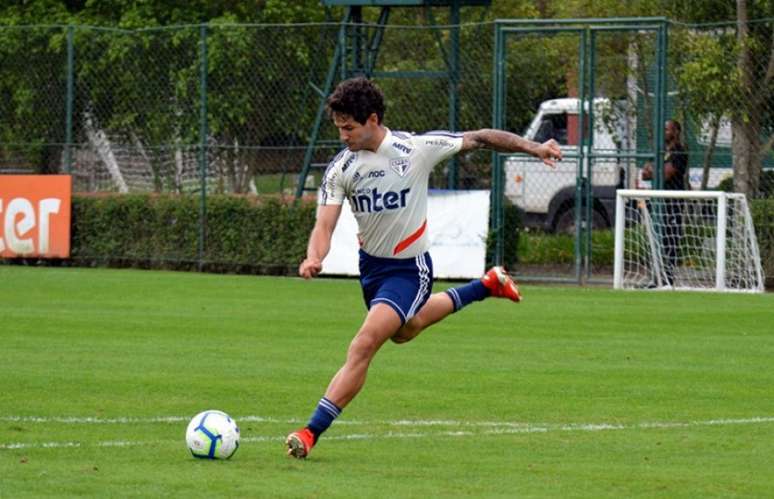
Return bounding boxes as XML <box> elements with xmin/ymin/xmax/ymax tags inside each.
<box><xmin>504</xmin><ymin>98</ymin><xmax>627</xmax><ymax>233</ymax></box>
<box><xmin>504</xmin><ymin>98</ymin><xmax>733</xmax><ymax>232</ymax></box>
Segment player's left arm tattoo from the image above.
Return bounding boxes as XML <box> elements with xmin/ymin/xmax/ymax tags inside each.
<box><xmin>460</xmin><ymin>129</ymin><xmax>562</xmax><ymax>167</ymax></box>
<box><xmin>461</xmin><ymin>129</ymin><xmax>539</xmax><ymax>155</ymax></box>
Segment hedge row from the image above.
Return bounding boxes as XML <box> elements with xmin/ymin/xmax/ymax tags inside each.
<box><xmin>42</xmin><ymin>194</ymin><xmax>774</xmax><ymax>284</ymax></box>
<box><xmin>71</xmin><ymin>194</ymin><xmax>316</xmax><ymax>274</ymax></box>
<box><xmin>69</xmin><ymin>194</ymin><xmax>522</xmax><ymax>274</ymax></box>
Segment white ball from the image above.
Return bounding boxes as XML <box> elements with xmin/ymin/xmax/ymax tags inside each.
<box><xmin>185</xmin><ymin>410</ymin><xmax>240</xmax><ymax>459</ymax></box>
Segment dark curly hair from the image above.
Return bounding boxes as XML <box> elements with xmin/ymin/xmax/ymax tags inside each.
<box><xmin>326</xmin><ymin>77</ymin><xmax>385</xmax><ymax>125</ymax></box>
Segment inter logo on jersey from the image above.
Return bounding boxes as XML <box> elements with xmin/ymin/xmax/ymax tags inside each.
<box><xmin>390</xmin><ymin>158</ymin><xmax>410</xmax><ymax>177</ymax></box>
<box><xmin>350</xmin><ymin>187</ymin><xmax>411</xmax><ymax>213</ymax></box>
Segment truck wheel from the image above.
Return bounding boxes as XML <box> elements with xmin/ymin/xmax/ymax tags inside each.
<box><xmin>553</xmin><ymin>208</ymin><xmax>608</xmax><ymax>234</ymax></box>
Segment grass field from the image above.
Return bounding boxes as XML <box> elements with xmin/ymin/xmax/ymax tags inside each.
<box><xmin>1</xmin><ymin>265</ymin><xmax>773</xmax><ymax>498</ymax></box>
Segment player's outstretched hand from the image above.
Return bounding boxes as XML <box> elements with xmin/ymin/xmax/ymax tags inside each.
<box><xmin>299</xmin><ymin>258</ymin><xmax>322</xmax><ymax>279</ymax></box>
<box><xmin>537</xmin><ymin>139</ymin><xmax>562</xmax><ymax>168</ymax></box>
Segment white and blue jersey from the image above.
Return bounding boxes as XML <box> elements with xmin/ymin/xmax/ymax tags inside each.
<box><xmin>320</xmin><ymin>128</ymin><xmax>463</xmax><ymax>323</ymax></box>
<box><xmin>320</xmin><ymin>129</ymin><xmax>463</xmax><ymax>258</ymax></box>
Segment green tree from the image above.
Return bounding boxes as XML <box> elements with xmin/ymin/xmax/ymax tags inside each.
<box><xmin>0</xmin><ymin>3</ymin><xmax>72</xmax><ymax>172</ymax></box>
<box><xmin>554</xmin><ymin>0</ymin><xmax>774</xmax><ymax>197</ymax></box>
<box><xmin>0</xmin><ymin>0</ymin><xmax>327</xmax><ymax>178</ymax></box>
<box><xmin>732</xmin><ymin>0</ymin><xmax>774</xmax><ymax>197</ymax></box>
<box><xmin>673</xmin><ymin>30</ymin><xmax>737</xmax><ymax>189</ymax></box>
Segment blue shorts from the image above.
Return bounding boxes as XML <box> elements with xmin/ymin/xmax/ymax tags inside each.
<box><xmin>358</xmin><ymin>249</ymin><xmax>434</xmax><ymax>325</ymax></box>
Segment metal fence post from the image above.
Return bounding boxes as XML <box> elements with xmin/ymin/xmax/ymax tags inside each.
<box><xmin>198</xmin><ymin>23</ymin><xmax>209</xmax><ymax>271</ymax></box>
<box><xmin>64</xmin><ymin>25</ymin><xmax>74</xmax><ymax>174</ymax></box>
<box><xmin>653</xmin><ymin>21</ymin><xmax>667</xmax><ymax>190</ymax></box>
<box><xmin>585</xmin><ymin>28</ymin><xmax>598</xmax><ymax>282</ymax></box>
<box><xmin>491</xmin><ymin>22</ymin><xmax>505</xmax><ymax>266</ymax></box>
<box><xmin>651</xmin><ymin>21</ymin><xmax>668</xmax><ymax>252</ymax></box>
<box><xmin>574</xmin><ymin>28</ymin><xmax>588</xmax><ymax>284</ymax></box>
<box><xmin>447</xmin><ymin>0</ymin><xmax>461</xmax><ymax>190</ymax></box>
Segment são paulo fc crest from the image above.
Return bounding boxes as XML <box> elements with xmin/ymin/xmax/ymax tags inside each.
<box><xmin>390</xmin><ymin>158</ymin><xmax>411</xmax><ymax>177</ymax></box>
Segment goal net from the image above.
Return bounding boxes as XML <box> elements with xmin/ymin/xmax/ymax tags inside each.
<box><xmin>614</xmin><ymin>190</ymin><xmax>764</xmax><ymax>292</ymax></box>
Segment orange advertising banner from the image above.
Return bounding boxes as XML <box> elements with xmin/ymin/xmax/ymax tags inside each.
<box><xmin>0</xmin><ymin>175</ymin><xmax>72</xmax><ymax>258</ymax></box>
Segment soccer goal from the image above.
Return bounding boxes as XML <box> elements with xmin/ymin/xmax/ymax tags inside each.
<box><xmin>614</xmin><ymin>189</ymin><xmax>764</xmax><ymax>292</ymax></box>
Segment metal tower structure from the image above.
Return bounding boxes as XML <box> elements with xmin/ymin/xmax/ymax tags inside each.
<box><xmin>295</xmin><ymin>0</ymin><xmax>491</xmax><ymax>199</ymax></box>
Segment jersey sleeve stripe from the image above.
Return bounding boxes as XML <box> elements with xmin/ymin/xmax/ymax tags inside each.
<box><xmin>322</xmin><ymin>149</ymin><xmax>347</xmax><ymax>178</ymax></box>
<box><xmin>320</xmin><ymin>149</ymin><xmax>348</xmax><ymax>205</ymax></box>
<box><xmin>391</xmin><ymin>130</ymin><xmax>412</xmax><ymax>139</ymax></box>
<box><xmin>421</xmin><ymin>131</ymin><xmax>464</xmax><ymax>138</ymax></box>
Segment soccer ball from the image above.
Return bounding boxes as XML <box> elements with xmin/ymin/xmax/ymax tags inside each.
<box><xmin>185</xmin><ymin>410</ymin><xmax>240</xmax><ymax>460</ymax></box>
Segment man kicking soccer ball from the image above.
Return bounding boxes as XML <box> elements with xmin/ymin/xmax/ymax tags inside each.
<box><xmin>287</xmin><ymin>77</ymin><xmax>561</xmax><ymax>458</ymax></box>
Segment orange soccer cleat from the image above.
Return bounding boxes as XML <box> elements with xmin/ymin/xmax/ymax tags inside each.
<box><xmin>286</xmin><ymin>427</ymin><xmax>316</xmax><ymax>459</ymax></box>
<box><xmin>481</xmin><ymin>266</ymin><xmax>522</xmax><ymax>302</ymax></box>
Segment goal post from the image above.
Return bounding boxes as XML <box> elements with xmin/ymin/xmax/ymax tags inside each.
<box><xmin>614</xmin><ymin>189</ymin><xmax>765</xmax><ymax>293</ymax></box>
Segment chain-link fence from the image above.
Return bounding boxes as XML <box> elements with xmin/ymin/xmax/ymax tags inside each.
<box><xmin>0</xmin><ymin>25</ymin><xmax>67</xmax><ymax>175</ymax></box>
<box><xmin>2</xmin><ymin>21</ymin><xmax>770</xmax><ymax>195</ymax></box>
<box><xmin>0</xmin><ymin>22</ymin><xmax>496</xmax><ymax>195</ymax></box>
<box><xmin>490</xmin><ymin>18</ymin><xmax>773</xmax><ymax>283</ymax></box>
<box><xmin>1</xmin><ymin>19</ymin><xmax>772</xmax><ymax>279</ymax></box>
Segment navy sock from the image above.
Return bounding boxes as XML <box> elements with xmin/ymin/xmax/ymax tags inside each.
<box><xmin>445</xmin><ymin>279</ymin><xmax>489</xmax><ymax>312</ymax></box>
<box><xmin>306</xmin><ymin>396</ymin><xmax>342</xmax><ymax>441</ymax></box>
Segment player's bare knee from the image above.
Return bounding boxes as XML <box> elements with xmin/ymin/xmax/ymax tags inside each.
<box><xmin>346</xmin><ymin>341</ymin><xmax>372</xmax><ymax>363</ymax></box>
<box><xmin>347</xmin><ymin>334</ymin><xmax>380</xmax><ymax>363</ymax></box>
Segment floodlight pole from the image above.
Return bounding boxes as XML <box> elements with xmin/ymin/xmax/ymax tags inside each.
<box><xmin>296</xmin><ymin>1</ymin><xmax>491</xmax><ymax>200</ymax></box>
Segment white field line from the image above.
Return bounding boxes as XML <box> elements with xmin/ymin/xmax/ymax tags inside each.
<box><xmin>0</xmin><ymin>415</ymin><xmax>300</xmax><ymax>425</ymax></box>
<box><xmin>2</xmin><ymin>416</ymin><xmax>774</xmax><ymax>450</ymax></box>
<box><xmin>3</xmin><ymin>415</ymin><xmax>774</xmax><ymax>428</ymax></box>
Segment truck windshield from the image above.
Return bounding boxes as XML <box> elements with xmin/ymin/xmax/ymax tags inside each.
<box><xmin>534</xmin><ymin>113</ymin><xmax>568</xmax><ymax>145</ymax></box>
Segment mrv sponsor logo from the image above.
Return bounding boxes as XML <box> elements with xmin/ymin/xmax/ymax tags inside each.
<box><xmin>391</xmin><ymin>142</ymin><xmax>412</xmax><ymax>154</ymax></box>
<box><xmin>341</xmin><ymin>153</ymin><xmax>357</xmax><ymax>172</ymax></box>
